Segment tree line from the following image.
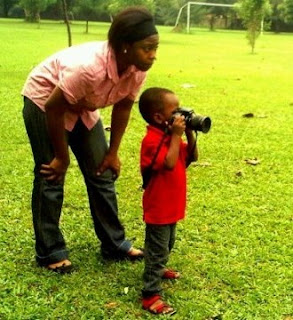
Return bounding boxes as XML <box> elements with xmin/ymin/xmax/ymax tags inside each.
<box><xmin>1</xmin><ymin>0</ymin><xmax>293</xmax><ymax>52</ymax></box>
<box><xmin>1</xmin><ymin>0</ymin><xmax>293</xmax><ymax>32</ymax></box>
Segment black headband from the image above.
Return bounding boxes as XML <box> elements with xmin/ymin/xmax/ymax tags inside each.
<box><xmin>126</xmin><ymin>19</ymin><xmax>158</xmax><ymax>43</ymax></box>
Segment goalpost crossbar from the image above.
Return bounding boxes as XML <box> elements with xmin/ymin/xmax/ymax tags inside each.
<box><xmin>185</xmin><ymin>2</ymin><xmax>235</xmax><ymax>7</ymax></box>
<box><xmin>175</xmin><ymin>1</ymin><xmax>237</xmax><ymax>32</ymax></box>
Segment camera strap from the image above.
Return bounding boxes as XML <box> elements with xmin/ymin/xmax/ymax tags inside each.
<box><xmin>186</xmin><ymin>131</ymin><xmax>198</xmax><ymax>167</ymax></box>
<box><xmin>142</xmin><ymin>129</ymin><xmax>168</xmax><ymax>189</ymax></box>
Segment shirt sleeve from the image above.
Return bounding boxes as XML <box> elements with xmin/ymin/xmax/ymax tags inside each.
<box><xmin>127</xmin><ymin>72</ymin><xmax>147</xmax><ymax>101</ymax></box>
<box><xmin>141</xmin><ymin>139</ymin><xmax>188</xmax><ymax>172</ymax></box>
<box><xmin>152</xmin><ymin>144</ymin><xmax>168</xmax><ymax>170</ymax></box>
<box><xmin>57</xmin><ymin>65</ymin><xmax>94</xmax><ymax>105</ymax></box>
<box><xmin>141</xmin><ymin>140</ymin><xmax>168</xmax><ymax>172</ymax></box>
<box><xmin>151</xmin><ymin>138</ymin><xmax>188</xmax><ymax>171</ymax></box>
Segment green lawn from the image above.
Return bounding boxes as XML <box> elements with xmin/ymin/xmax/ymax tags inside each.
<box><xmin>0</xmin><ymin>19</ymin><xmax>292</xmax><ymax>320</ymax></box>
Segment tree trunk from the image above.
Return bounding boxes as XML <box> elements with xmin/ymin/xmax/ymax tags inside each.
<box><xmin>3</xmin><ymin>0</ymin><xmax>9</xmax><ymax>17</ymax></box>
<box><xmin>223</xmin><ymin>15</ymin><xmax>228</xmax><ymax>29</ymax></box>
<box><xmin>61</xmin><ymin>0</ymin><xmax>72</xmax><ymax>47</ymax></box>
<box><xmin>209</xmin><ymin>15</ymin><xmax>216</xmax><ymax>31</ymax></box>
<box><xmin>24</xmin><ymin>8</ymin><xmax>40</xmax><ymax>22</ymax></box>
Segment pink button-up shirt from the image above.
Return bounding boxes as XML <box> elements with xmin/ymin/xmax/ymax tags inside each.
<box><xmin>22</xmin><ymin>41</ymin><xmax>147</xmax><ymax>131</ymax></box>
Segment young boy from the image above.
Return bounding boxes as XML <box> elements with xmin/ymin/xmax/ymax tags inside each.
<box><xmin>138</xmin><ymin>87</ymin><xmax>199</xmax><ymax>315</ymax></box>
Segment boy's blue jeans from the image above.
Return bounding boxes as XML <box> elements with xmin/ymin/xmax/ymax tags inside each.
<box><xmin>23</xmin><ymin>98</ymin><xmax>131</xmax><ymax>266</ymax></box>
<box><xmin>142</xmin><ymin>223</ymin><xmax>176</xmax><ymax>298</ymax></box>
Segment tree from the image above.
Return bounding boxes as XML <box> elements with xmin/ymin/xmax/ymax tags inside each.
<box><xmin>60</xmin><ymin>0</ymin><xmax>72</xmax><ymax>46</ymax></box>
<box><xmin>154</xmin><ymin>0</ymin><xmax>180</xmax><ymax>25</ymax></box>
<box><xmin>1</xmin><ymin>0</ymin><xmax>18</xmax><ymax>17</ymax></box>
<box><xmin>107</xmin><ymin>0</ymin><xmax>155</xmax><ymax>16</ymax></box>
<box><xmin>155</xmin><ymin>0</ymin><xmax>205</xmax><ymax>26</ymax></box>
<box><xmin>19</xmin><ymin>0</ymin><xmax>57</xmax><ymax>22</ymax></box>
<box><xmin>237</xmin><ymin>0</ymin><xmax>271</xmax><ymax>53</ymax></box>
<box><xmin>270</xmin><ymin>0</ymin><xmax>285</xmax><ymax>32</ymax></box>
<box><xmin>207</xmin><ymin>0</ymin><xmax>236</xmax><ymax>31</ymax></box>
<box><xmin>73</xmin><ymin>0</ymin><xmax>103</xmax><ymax>33</ymax></box>
<box><xmin>282</xmin><ymin>0</ymin><xmax>293</xmax><ymax>23</ymax></box>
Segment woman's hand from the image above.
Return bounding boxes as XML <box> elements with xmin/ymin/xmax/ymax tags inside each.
<box><xmin>43</xmin><ymin>86</ymin><xmax>70</xmax><ymax>183</ymax></box>
<box><xmin>96</xmin><ymin>98</ymin><xmax>133</xmax><ymax>180</ymax></box>
<box><xmin>96</xmin><ymin>153</ymin><xmax>121</xmax><ymax>180</ymax></box>
<box><xmin>40</xmin><ymin>157</ymin><xmax>69</xmax><ymax>183</ymax></box>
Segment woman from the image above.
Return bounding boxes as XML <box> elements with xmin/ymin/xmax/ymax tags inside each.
<box><xmin>22</xmin><ymin>6</ymin><xmax>159</xmax><ymax>273</ymax></box>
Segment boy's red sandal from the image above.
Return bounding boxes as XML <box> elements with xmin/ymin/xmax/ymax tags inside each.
<box><xmin>142</xmin><ymin>295</ymin><xmax>176</xmax><ymax>315</ymax></box>
<box><xmin>162</xmin><ymin>269</ymin><xmax>180</xmax><ymax>279</ymax></box>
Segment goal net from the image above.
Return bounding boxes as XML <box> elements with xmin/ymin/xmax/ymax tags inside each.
<box><xmin>175</xmin><ymin>1</ymin><xmax>237</xmax><ymax>33</ymax></box>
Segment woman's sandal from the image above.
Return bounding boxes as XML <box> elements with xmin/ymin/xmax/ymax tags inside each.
<box><xmin>126</xmin><ymin>247</ymin><xmax>144</xmax><ymax>261</ymax></box>
<box><xmin>142</xmin><ymin>295</ymin><xmax>176</xmax><ymax>315</ymax></box>
<box><xmin>162</xmin><ymin>269</ymin><xmax>181</xmax><ymax>280</ymax></box>
<box><xmin>103</xmin><ymin>247</ymin><xmax>144</xmax><ymax>261</ymax></box>
<box><xmin>44</xmin><ymin>260</ymin><xmax>73</xmax><ymax>274</ymax></box>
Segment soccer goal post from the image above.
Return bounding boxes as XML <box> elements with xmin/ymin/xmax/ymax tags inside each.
<box><xmin>174</xmin><ymin>1</ymin><xmax>236</xmax><ymax>33</ymax></box>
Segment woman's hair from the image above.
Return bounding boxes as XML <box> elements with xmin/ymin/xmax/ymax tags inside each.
<box><xmin>139</xmin><ymin>87</ymin><xmax>174</xmax><ymax>124</ymax></box>
<box><xmin>108</xmin><ymin>6</ymin><xmax>157</xmax><ymax>53</ymax></box>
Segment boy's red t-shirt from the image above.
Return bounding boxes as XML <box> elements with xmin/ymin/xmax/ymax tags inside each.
<box><xmin>140</xmin><ymin>125</ymin><xmax>188</xmax><ymax>224</ymax></box>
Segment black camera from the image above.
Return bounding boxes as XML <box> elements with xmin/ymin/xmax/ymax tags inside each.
<box><xmin>172</xmin><ymin>107</ymin><xmax>211</xmax><ymax>133</ymax></box>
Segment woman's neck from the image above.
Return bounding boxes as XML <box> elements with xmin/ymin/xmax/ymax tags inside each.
<box><xmin>116</xmin><ymin>52</ymin><xmax>130</xmax><ymax>76</ymax></box>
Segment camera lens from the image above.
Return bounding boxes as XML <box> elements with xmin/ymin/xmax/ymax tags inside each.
<box><xmin>189</xmin><ymin>114</ymin><xmax>211</xmax><ymax>133</ymax></box>
<box><xmin>200</xmin><ymin>116</ymin><xmax>211</xmax><ymax>133</ymax></box>
<box><xmin>172</xmin><ymin>108</ymin><xmax>211</xmax><ymax>133</ymax></box>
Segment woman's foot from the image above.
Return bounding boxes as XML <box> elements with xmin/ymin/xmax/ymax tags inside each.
<box><xmin>45</xmin><ymin>259</ymin><xmax>73</xmax><ymax>274</ymax></box>
<box><xmin>102</xmin><ymin>247</ymin><xmax>144</xmax><ymax>261</ymax></box>
<box><xmin>142</xmin><ymin>295</ymin><xmax>176</xmax><ymax>315</ymax></box>
<box><xmin>162</xmin><ymin>268</ymin><xmax>181</xmax><ymax>279</ymax></box>
<box><xmin>127</xmin><ymin>247</ymin><xmax>144</xmax><ymax>260</ymax></box>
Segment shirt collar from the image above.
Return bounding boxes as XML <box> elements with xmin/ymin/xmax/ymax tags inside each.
<box><xmin>147</xmin><ymin>125</ymin><xmax>169</xmax><ymax>138</ymax></box>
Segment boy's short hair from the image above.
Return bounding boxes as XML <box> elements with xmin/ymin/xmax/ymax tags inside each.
<box><xmin>139</xmin><ymin>87</ymin><xmax>174</xmax><ymax>124</ymax></box>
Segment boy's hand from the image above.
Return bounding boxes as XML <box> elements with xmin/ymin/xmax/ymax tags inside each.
<box><xmin>185</xmin><ymin>127</ymin><xmax>193</xmax><ymax>134</ymax></box>
<box><xmin>170</xmin><ymin>115</ymin><xmax>186</xmax><ymax>136</ymax></box>
<box><xmin>164</xmin><ymin>115</ymin><xmax>186</xmax><ymax>169</ymax></box>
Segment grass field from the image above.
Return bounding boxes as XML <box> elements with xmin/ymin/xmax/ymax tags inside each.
<box><xmin>0</xmin><ymin>19</ymin><xmax>292</xmax><ymax>320</ymax></box>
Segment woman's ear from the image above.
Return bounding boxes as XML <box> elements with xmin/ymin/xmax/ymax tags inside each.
<box><xmin>122</xmin><ymin>43</ymin><xmax>131</xmax><ymax>54</ymax></box>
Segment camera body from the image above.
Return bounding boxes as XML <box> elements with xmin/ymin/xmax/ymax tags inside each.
<box><xmin>172</xmin><ymin>107</ymin><xmax>211</xmax><ymax>133</ymax></box>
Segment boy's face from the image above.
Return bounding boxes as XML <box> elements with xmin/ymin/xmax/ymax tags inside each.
<box><xmin>159</xmin><ymin>93</ymin><xmax>180</xmax><ymax>123</ymax></box>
